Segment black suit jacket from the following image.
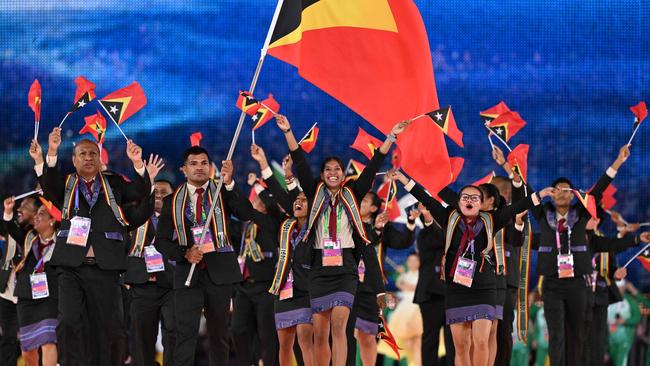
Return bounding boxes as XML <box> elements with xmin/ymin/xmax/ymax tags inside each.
<box><xmin>414</xmin><ymin>222</ymin><xmax>446</xmax><ymax>303</ymax></box>
<box><xmin>39</xmin><ymin>165</ymin><xmax>150</xmax><ymax>271</ymax></box>
<box><xmin>155</xmin><ymin>185</ymin><xmax>242</xmax><ymax>288</ymax></box>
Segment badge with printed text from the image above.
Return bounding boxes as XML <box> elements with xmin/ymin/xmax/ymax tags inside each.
<box><xmin>452</xmin><ymin>257</ymin><xmax>476</xmax><ymax>288</ymax></box>
<box><xmin>67</xmin><ymin>216</ymin><xmax>91</xmax><ymax>246</ymax></box>
<box><xmin>30</xmin><ymin>273</ymin><xmax>49</xmax><ymax>299</ymax></box>
<box><xmin>192</xmin><ymin>225</ymin><xmax>215</xmax><ymax>253</ymax></box>
<box><xmin>557</xmin><ymin>254</ymin><xmax>575</xmax><ymax>278</ymax></box>
<box><xmin>144</xmin><ymin>246</ymin><xmax>164</xmax><ymax>273</ymax></box>
<box><xmin>279</xmin><ymin>271</ymin><xmax>294</xmax><ymax>300</ymax></box>
<box><xmin>322</xmin><ymin>238</ymin><xmax>343</xmax><ymax>267</ymax></box>
<box><xmin>357</xmin><ymin>259</ymin><xmax>366</xmax><ymax>283</ymax></box>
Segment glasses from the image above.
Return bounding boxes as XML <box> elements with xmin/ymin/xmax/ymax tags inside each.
<box><xmin>460</xmin><ymin>194</ymin><xmax>481</xmax><ymax>203</ymax></box>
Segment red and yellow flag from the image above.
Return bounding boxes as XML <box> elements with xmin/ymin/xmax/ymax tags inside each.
<box><xmin>600</xmin><ymin>184</ymin><xmax>617</xmax><ymax>211</ymax></box>
<box><xmin>99</xmin><ymin>82</ymin><xmax>147</xmax><ymax>125</ymax></box>
<box><xmin>190</xmin><ymin>132</ymin><xmax>203</xmax><ymax>147</ymax></box>
<box><xmin>345</xmin><ymin>159</ymin><xmax>366</xmax><ymax>181</ymax></box>
<box><xmin>350</xmin><ymin>127</ymin><xmax>383</xmax><ymax>160</ymax></box>
<box><xmin>236</xmin><ymin>91</ymin><xmax>262</xmax><ymax>116</ymax></box>
<box><xmin>426</xmin><ymin>106</ymin><xmax>463</xmax><ymax>147</ymax></box>
<box><xmin>637</xmin><ymin>247</ymin><xmax>650</xmax><ymax>271</ymax></box>
<box><xmin>573</xmin><ymin>190</ymin><xmax>598</xmax><ymax>219</ymax></box>
<box><xmin>79</xmin><ymin>110</ymin><xmax>107</xmax><ymax>145</ymax></box>
<box><xmin>71</xmin><ymin>76</ymin><xmax>96</xmax><ymax>112</ymax></box>
<box><xmin>449</xmin><ymin>157</ymin><xmax>465</xmax><ymax>184</ymax></box>
<box><xmin>267</xmin><ymin>0</ymin><xmax>451</xmax><ymax>196</ymax></box>
<box><xmin>507</xmin><ymin>144</ymin><xmax>529</xmax><ymax>183</ymax></box>
<box><xmin>299</xmin><ymin>124</ymin><xmax>319</xmax><ymax>153</ymax></box>
<box><xmin>471</xmin><ymin>171</ymin><xmax>496</xmax><ymax>187</ymax></box>
<box><xmin>630</xmin><ymin>101</ymin><xmax>647</xmax><ymax>130</ymax></box>
<box><xmin>251</xmin><ymin>94</ymin><xmax>279</xmax><ymax>130</ymax></box>
<box><xmin>38</xmin><ymin>197</ymin><xmax>62</xmax><ymax>222</ymax></box>
<box><xmin>487</xmin><ymin>111</ymin><xmax>526</xmax><ymax>142</ymax></box>
<box><xmin>480</xmin><ymin>101</ymin><xmax>511</xmax><ymax>125</ymax></box>
<box><xmin>28</xmin><ymin>79</ymin><xmax>42</xmax><ymax>122</ymax></box>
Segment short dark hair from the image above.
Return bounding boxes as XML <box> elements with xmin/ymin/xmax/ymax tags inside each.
<box><xmin>458</xmin><ymin>185</ymin><xmax>484</xmax><ymax>202</ymax></box>
<box><xmin>479</xmin><ymin>183</ymin><xmax>502</xmax><ymax>209</ymax></box>
<box><xmin>183</xmin><ymin>146</ymin><xmax>211</xmax><ymax>164</ymax></box>
<box><xmin>491</xmin><ymin>175</ymin><xmax>511</xmax><ymax>187</ymax></box>
<box><xmin>320</xmin><ymin>156</ymin><xmax>345</xmax><ymax>173</ymax></box>
<box><xmin>366</xmin><ymin>191</ymin><xmax>384</xmax><ymax>220</ymax></box>
<box><xmin>552</xmin><ymin>177</ymin><xmax>573</xmax><ymax>189</ymax></box>
<box><xmin>73</xmin><ymin>139</ymin><xmax>100</xmax><ymax>155</ymax></box>
<box><xmin>154</xmin><ymin>179</ymin><xmax>175</xmax><ymax>189</ymax></box>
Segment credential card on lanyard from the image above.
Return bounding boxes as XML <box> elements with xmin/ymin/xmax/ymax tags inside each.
<box><xmin>453</xmin><ymin>257</ymin><xmax>477</xmax><ymax>287</ymax></box>
<box><xmin>30</xmin><ymin>273</ymin><xmax>49</xmax><ymax>299</ymax></box>
<box><xmin>279</xmin><ymin>271</ymin><xmax>294</xmax><ymax>300</ymax></box>
<box><xmin>67</xmin><ymin>216</ymin><xmax>91</xmax><ymax>246</ymax></box>
<box><xmin>192</xmin><ymin>225</ymin><xmax>215</xmax><ymax>253</ymax></box>
<box><xmin>322</xmin><ymin>238</ymin><xmax>343</xmax><ymax>267</ymax></box>
<box><xmin>144</xmin><ymin>246</ymin><xmax>165</xmax><ymax>273</ymax></box>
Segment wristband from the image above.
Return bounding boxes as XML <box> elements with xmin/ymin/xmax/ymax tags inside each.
<box><xmin>283</xmin><ymin>128</ymin><xmax>291</xmax><ymax>134</ymax></box>
<box><xmin>387</xmin><ymin>133</ymin><xmax>397</xmax><ymax>142</ymax></box>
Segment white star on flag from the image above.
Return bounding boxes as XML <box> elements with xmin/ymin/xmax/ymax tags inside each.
<box><xmin>434</xmin><ymin>112</ymin><xmax>443</xmax><ymax>121</ymax></box>
<box><xmin>495</xmin><ymin>127</ymin><xmax>504</xmax><ymax>135</ymax></box>
<box><xmin>251</xmin><ymin>114</ymin><xmax>258</xmax><ymax>121</ymax></box>
<box><xmin>77</xmin><ymin>100</ymin><xmax>86</xmax><ymax>108</ymax></box>
<box><xmin>109</xmin><ymin>106</ymin><xmax>118</xmax><ymax>114</ymax></box>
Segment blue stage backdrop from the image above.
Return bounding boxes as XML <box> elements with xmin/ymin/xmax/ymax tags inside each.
<box><xmin>1</xmin><ymin>1</ymin><xmax>649</xmax><ymax>287</ymax></box>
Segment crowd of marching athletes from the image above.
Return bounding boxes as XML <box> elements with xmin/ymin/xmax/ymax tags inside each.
<box><xmin>0</xmin><ymin>112</ymin><xmax>650</xmax><ymax>366</ymax></box>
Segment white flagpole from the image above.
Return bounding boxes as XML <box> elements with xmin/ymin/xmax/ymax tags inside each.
<box><xmin>483</xmin><ymin>124</ymin><xmax>512</xmax><ymax>152</ymax></box>
<box><xmin>185</xmin><ymin>0</ymin><xmax>286</xmax><ymax>287</ymax></box>
<box><xmin>34</xmin><ymin>120</ymin><xmax>39</xmax><ymax>141</ymax></box>
<box><xmin>298</xmin><ymin>122</ymin><xmax>318</xmax><ymax>144</ymax></box>
<box><xmin>58</xmin><ymin>112</ymin><xmax>71</xmax><ymax>128</ymax></box>
<box><xmin>14</xmin><ymin>189</ymin><xmax>43</xmax><ymax>200</ymax></box>
<box><xmin>627</xmin><ymin>120</ymin><xmax>641</xmax><ymax>146</ymax></box>
<box><xmin>623</xmin><ymin>242</ymin><xmax>650</xmax><ymax>268</ymax></box>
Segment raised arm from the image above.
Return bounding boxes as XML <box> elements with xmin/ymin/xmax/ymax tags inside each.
<box><xmin>119</xmin><ymin>140</ymin><xmax>151</xmax><ymax>204</ymax></box>
<box><xmin>392</xmin><ymin>171</ymin><xmax>450</xmax><ymax>228</ymax></box>
<box><xmin>590</xmin><ymin>231</ymin><xmax>649</xmax><ymax>254</ymax></box>
<box><xmin>35</xmin><ymin>129</ymin><xmax>66</xmax><ymax>206</ymax></box>
<box><xmin>494</xmin><ymin>187</ymin><xmax>554</xmax><ymax>231</ymax></box>
<box><xmin>2</xmin><ymin>197</ymin><xmax>26</xmax><ymax>244</ymax></box>
<box><xmin>251</xmin><ymin>144</ymin><xmax>295</xmax><ymax>215</ymax></box>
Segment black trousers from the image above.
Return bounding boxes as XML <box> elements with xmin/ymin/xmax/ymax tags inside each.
<box><xmin>419</xmin><ymin>296</ymin><xmax>455</xmax><ymax>366</ymax></box>
<box><xmin>231</xmin><ymin>280</ymin><xmax>278</xmax><ymax>366</ymax></box>
<box><xmin>174</xmin><ymin>268</ymin><xmax>233</xmax><ymax>366</ymax></box>
<box><xmin>57</xmin><ymin>264</ymin><xmax>126</xmax><ymax>366</ymax></box>
<box><xmin>130</xmin><ymin>282</ymin><xmax>176</xmax><ymax>366</ymax></box>
<box><xmin>0</xmin><ymin>296</ymin><xmax>18</xmax><ymax>365</ymax></box>
<box><xmin>542</xmin><ymin>277</ymin><xmax>589</xmax><ymax>366</ymax></box>
<box><xmin>495</xmin><ymin>288</ymin><xmax>516</xmax><ymax>366</ymax></box>
<box><xmin>588</xmin><ymin>302</ymin><xmax>608</xmax><ymax>366</ymax></box>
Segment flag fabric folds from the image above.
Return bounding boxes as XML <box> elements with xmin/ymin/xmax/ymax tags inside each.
<box><xmin>299</xmin><ymin>124</ymin><xmax>319</xmax><ymax>153</ymax></box>
<box><xmin>28</xmin><ymin>79</ymin><xmax>42</xmax><ymax>122</ymax></box>
<box><xmin>471</xmin><ymin>171</ymin><xmax>495</xmax><ymax>187</ymax></box>
<box><xmin>425</xmin><ymin>106</ymin><xmax>463</xmax><ymax>147</ymax></box>
<box><xmin>71</xmin><ymin>76</ymin><xmax>96</xmax><ymax>112</ymax></box>
<box><xmin>573</xmin><ymin>190</ymin><xmax>598</xmax><ymax>218</ymax></box>
<box><xmin>190</xmin><ymin>132</ymin><xmax>203</xmax><ymax>147</ymax></box>
<box><xmin>638</xmin><ymin>246</ymin><xmax>650</xmax><ymax>271</ymax></box>
<box><xmin>487</xmin><ymin>111</ymin><xmax>526</xmax><ymax>142</ymax></box>
<box><xmin>391</xmin><ymin>146</ymin><xmax>402</xmax><ymax>169</ymax></box>
<box><xmin>376</xmin><ymin>179</ymin><xmax>400</xmax><ymax>221</ymax></box>
<box><xmin>600</xmin><ymin>184</ymin><xmax>617</xmax><ymax>211</ymax></box>
<box><xmin>38</xmin><ymin>197</ymin><xmax>62</xmax><ymax>222</ymax></box>
<box><xmin>449</xmin><ymin>157</ymin><xmax>465</xmax><ymax>184</ymax></box>
<box><xmin>236</xmin><ymin>91</ymin><xmax>262</xmax><ymax>116</ymax></box>
<box><xmin>79</xmin><ymin>110</ymin><xmax>107</xmax><ymax>145</ymax></box>
<box><xmin>251</xmin><ymin>94</ymin><xmax>279</xmax><ymax>130</ymax></box>
<box><xmin>480</xmin><ymin>101</ymin><xmax>510</xmax><ymax>125</ymax></box>
<box><xmin>630</xmin><ymin>101</ymin><xmax>647</xmax><ymax>129</ymax></box>
<box><xmin>507</xmin><ymin>144</ymin><xmax>529</xmax><ymax>182</ymax></box>
<box><xmin>99</xmin><ymin>82</ymin><xmax>147</xmax><ymax>125</ymax></box>
<box><xmin>345</xmin><ymin>159</ymin><xmax>366</xmax><ymax>181</ymax></box>
<box><xmin>267</xmin><ymin>0</ymin><xmax>452</xmax><ymax>196</ymax></box>
<box><xmin>350</xmin><ymin>127</ymin><xmax>383</xmax><ymax>160</ymax></box>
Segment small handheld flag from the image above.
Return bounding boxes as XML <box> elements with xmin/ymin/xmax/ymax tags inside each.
<box><xmin>471</xmin><ymin>171</ymin><xmax>496</xmax><ymax>186</ymax></box>
<box><xmin>59</xmin><ymin>76</ymin><xmax>97</xmax><ymax>128</ymax></box>
<box><xmin>38</xmin><ymin>197</ymin><xmax>62</xmax><ymax>222</ymax></box>
<box><xmin>487</xmin><ymin>111</ymin><xmax>526</xmax><ymax>145</ymax></box>
<box><xmin>28</xmin><ymin>79</ymin><xmax>42</xmax><ymax>139</ymax></box>
<box><xmin>507</xmin><ymin>144</ymin><xmax>529</xmax><ymax>183</ymax></box>
<box><xmin>622</xmin><ymin>242</ymin><xmax>650</xmax><ymax>269</ymax></box>
<box><xmin>236</xmin><ymin>91</ymin><xmax>262</xmax><ymax>116</ymax></box>
<box><xmin>425</xmin><ymin>106</ymin><xmax>464</xmax><ymax>147</ymax></box>
<box><xmin>480</xmin><ymin>101</ymin><xmax>511</xmax><ymax>125</ymax></box>
<box><xmin>251</xmin><ymin>94</ymin><xmax>280</xmax><ymax>130</ymax></box>
<box><xmin>190</xmin><ymin>132</ymin><xmax>203</xmax><ymax>147</ymax></box>
<box><xmin>99</xmin><ymin>82</ymin><xmax>147</xmax><ymax>140</ymax></box>
<box><xmin>298</xmin><ymin>123</ymin><xmax>319</xmax><ymax>153</ymax></box>
<box><xmin>572</xmin><ymin>190</ymin><xmax>598</xmax><ymax>218</ymax></box>
<box><xmin>350</xmin><ymin>127</ymin><xmax>383</xmax><ymax>160</ymax></box>
<box><xmin>378</xmin><ymin>314</ymin><xmax>401</xmax><ymax>359</ymax></box>
<box><xmin>345</xmin><ymin>159</ymin><xmax>366</xmax><ymax>181</ymax></box>
<box><xmin>627</xmin><ymin>101</ymin><xmax>647</xmax><ymax>145</ymax></box>
<box><xmin>449</xmin><ymin>157</ymin><xmax>465</xmax><ymax>184</ymax></box>
<box><xmin>79</xmin><ymin>111</ymin><xmax>107</xmax><ymax>145</ymax></box>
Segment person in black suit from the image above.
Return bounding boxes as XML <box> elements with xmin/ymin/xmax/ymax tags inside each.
<box><xmin>155</xmin><ymin>146</ymin><xmax>243</xmax><ymax>366</ymax></box>
<box><xmin>224</xmin><ymin>145</ymin><xmax>283</xmax><ymax>366</ymax></box>
<box><xmin>124</xmin><ymin>155</ymin><xmax>176</xmax><ymax>366</ymax></box>
<box><xmin>0</xmin><ymin>195</ymin><xmax>37</xmax><ymax>366</ymax></box>
<box><xmin>508</xmin><ymin>145</ymin><xmax>630</xmax><ymax>366</ymax></box>
<box><xmin>32</xmin><ymin>127</ymin><xmax>151</xmax><ymax>366</ymax></box>
<box><xmin>2</xmin><ymin>196</ymin><xmax>59</xmax><ymax>366</ymax></box>
<box><xmin>412</xmin><ymin>203</ymin><xmax>455</xmax><ymax>366</ymax></box>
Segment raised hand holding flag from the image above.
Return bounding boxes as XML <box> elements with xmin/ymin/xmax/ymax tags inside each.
<box><xmin>28</xmin><ymin>79</ymin><xmax>42</xmax><ymax>140</ymax></box>
<box><xmin>59</xmin><ymin>76</ymin><xmax>96</xmax><ymax>128</ymax></box>
<box><xmin>298</xmin><ymin>123</ymin><xmax>319</xmax><ymax>153</ymax></box>
<box><xmin>79</xmin><ymin>110</ymin><xmax>107</xmax><ymax>145</ymax></box>
<box><xmin>627</xmin><ymin>101</ymin><xmax>647</xmax><ymax>145</ymax></box>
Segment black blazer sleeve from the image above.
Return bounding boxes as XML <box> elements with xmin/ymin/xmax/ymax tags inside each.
<box><xmin>290</xmin><ymin>148</ymin><xmax>316</xmax><ymax>199</ymax></box>
<box><xmin>351</xmin><ymin>151</ymin><xmax>387</xmax><ymax>199</ymax></box>
<box><xmin>590</xmin><ymin>233</ymin><xmax>639</xmax><ymax>254</ymax></box>
<box><xmin>264</xmin><ymin>175</ymin><xmax>295</xmax><ymax>216</ymax></box>
<box><xmin>409</xmin><ymin>183</ymin><xmax>451</xmax><ymax>228</ymax></box>
<box><xmin>438</xmin><ymin>186</ymin><xmax>459</xmax><ymax>208</ymax></box>
<box><xmin>383</xmin><ymin>222</ymin><xmax>415</xmax><ymax>250</ymax></box>
<box><xmin>116</xmin><ymin>169</ymin><xmax>151</xmax><ymax>205</ymax></box>
<box><xmin>493</xmin><ymin>194</ymin><xmax>537</xmax><ymax>232</ymax></box>
<box><xmin>223</xmin><ymin>183</ymin><xmax>277</xmax><ymax>231</ymax></box>
<box><xmin>39</xmin><ymin>164</ymin><xmax>66</xmax><ymax>208</ymax></box>
<box><xmin>154</xmin><ymin>196</ymin><xmax>186</xmax><ymax>263</ymax></box>
<box><xmin>123</xmin><ymin>193</ymin><xmax>155</xmax><ymax>231</ymax></box>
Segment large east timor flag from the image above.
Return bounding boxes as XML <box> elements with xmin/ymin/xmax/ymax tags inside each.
<box><xmin>268</xmin><ymin>0</ymin><xmax>452</xmax><ymax>195</ymax></box>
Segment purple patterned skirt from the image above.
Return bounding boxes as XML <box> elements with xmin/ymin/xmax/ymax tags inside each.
<box><xmin>445</xmin><ymin>286</ymin><xmax>497</xmax><ymax>325</ymax></box>
<box><xmin>17</xmin><ymin>297</ymin><xmax>58</xmax><ymax>351</ymax></box>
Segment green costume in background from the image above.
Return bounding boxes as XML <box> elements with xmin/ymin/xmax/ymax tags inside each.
<box><xmin>529</xmin><ymin>302</ymin><xmax>548</xmax><ymax>366</ymax></box>
<box><xmin>607</xmin><ymin>291</ymin><xmax>650</xmax><ymax>366</ymax></box>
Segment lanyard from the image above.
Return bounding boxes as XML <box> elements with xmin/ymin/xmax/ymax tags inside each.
<box><xmin>462</xmin><ymin>239</ymin><xmax>475</xmax><ymax>261</ymax></box>
<box><xmin>323</xmin><ymin>200</ymin><xmax>342</xmax><ymax>239</ymax></box>
<box><xmin>555</xmin><ymin>226</ymin><xmax>572</xmax><ymax>255</ymax></box>
<box><xmin>32</xmin><ymin>243</ymin><xmax>54</xmax><ymax>274</ymax></box>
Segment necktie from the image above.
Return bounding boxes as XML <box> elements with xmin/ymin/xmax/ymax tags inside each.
<box><xmin>36</xmin><ymin>240</ymin><xmax>54</xmax><ymax>273</ymax></box>
<box><xmin>558</xmin><ymin>218</ymin><xmax>567</xmax><ymax>233</ymax></box>
<box><xmin>195</xmin><ymin>188</ymin><xmax>204</xmax><ymax>224</ymax></box>
<box><xmin>328</xmin><ymin>195</ymin><xmax>338</xmax><ymax>241</ymax></box>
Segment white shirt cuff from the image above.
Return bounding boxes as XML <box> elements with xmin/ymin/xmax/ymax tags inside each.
<box><xmin>532</xmin><ymin>192</ymin><xmax>541</xmax><ymax>206</ymax></box>
<box><xmin>376</xmin><ymin>292</ymin><xmax>386</xmax><ymax>298</ymax></box>
<box><xmin>225</xmin><ymin>180</ymin><xmax>236</xmax><ymax>191</ymax></box>
<box><xmin>606</xmin><ymin>167</ymin><xmax>617</xmax><ymax>178</ymax></box>
<box><xmin>424</xmin><ymin>220</ymin><xmax>434</xmax><ymax>227</ymax></box>
<box><xmin>406</xmin><ymin>222</ymin><xmax>416</xmax><ymax>231</ymax></box>
<box><xmin>134</xmin><ymin>165</ymin><xmax>146</xmax><ymax>177</ymax></box>
<box><xmin>404</xmin><ymin>179</ymin><xmax>415</xmax><ymax>192</ymax></box>
<box><xmin>46</xmin><ymin>155</ymin><xmax>57</xmax><ymax>167</ymax></box>
<box><xmin>512</xmin><ymin>179</ymin><xmax>523</xmax><ymax>188</ymax></box>
<box><xmin>34</xmin><ymin>163</ymin><xmax>44</xmax><ymax>177</ymax></box>
<box><xmin>253</xmin><ymin>183</ymin><xmax>265</xmax><ymax>194</ymax></box>
<box><xmin>515</xmin><ymin>222</ymin><xmax>525</xmax><ymax>232</ymax></box>
<box><xmin>3</xmin><ymin>213</ymin><xmax>13</xmax><ymax>221</ymax></box>
<box><xmin>286</xmin><ymin>180</ymin><xmax>298</xmax><ymax>191</ymax></box>
<box><xmin>261</xmin><ymin>167</ymin><xmax>273</xmax><ymax>180</ymax></box>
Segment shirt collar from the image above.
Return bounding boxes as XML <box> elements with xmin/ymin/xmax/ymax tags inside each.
<box><xmin>187</xmin><ymin>181</ymin><xmax>210</xmax><ymax>195</ymax></box>
<box><xmin>556</xmin><ymin>211</ymin><xmax>569</xmax><ymax>222</ymax></box>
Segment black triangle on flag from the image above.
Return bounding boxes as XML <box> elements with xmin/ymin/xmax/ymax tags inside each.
<box><xmin>242</xmin><ymin>93</ymin><xmax>258</xmax><ymax>110</ymax></box>
<box><xmin>489</xmin><ymin>125</ymin><xmax>507</xmax><ymax>140</ymax></box>
<box><xmin>71</xmin><ymin>92</ymin><xmax>93</xmax><ymax>112</ymax></box>
<box><xmin>99</xmin><ymin>100</ymin><xmax>125</xmax><ymax>124</ymax></box>
<box><xmin>426</xmin><ymin>106</ymin><xmax>450</xmax><ymax>130</ymax></box>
